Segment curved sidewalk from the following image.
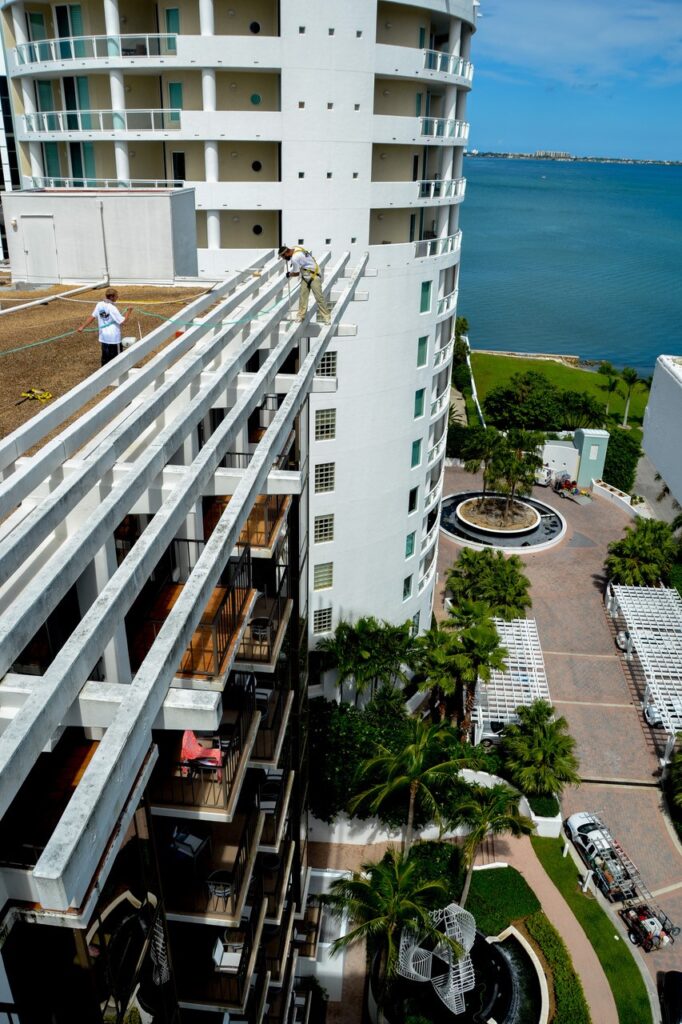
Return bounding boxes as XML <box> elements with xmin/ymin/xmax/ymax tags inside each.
<box><xmin>483</xmin><ymin>835</ymin><xmax>618</xmax><ymax>1024</ymax></box>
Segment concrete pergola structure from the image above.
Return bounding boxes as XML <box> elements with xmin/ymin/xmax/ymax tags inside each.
<box><xmin>472</xmin><ymin>618</ymin><xmax>551</xmax><ymax>746</ymax></box>
<box><xmin>0</xmin><ymin>250</ymin><xmax>365</xmax><ymax>917</ymax></box>
<box><xmin>606</xmin><ymin>583</ymin><xmax>682</xmax><ymax>762</ymax></box>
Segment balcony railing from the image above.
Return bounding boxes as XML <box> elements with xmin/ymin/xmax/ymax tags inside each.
<box><xmin>418</xmin><ymin>558</ymin><xmax>437</xmax><ymax>594</ymax></box>
<box><xmin>151</xmin><ymin>675</ymin><xmax>256</xmax><ymax>810</ymax></box>
<box><xmin>423</xmin><ymin>49</ymin><xmax>474</xmax><ymax>81</ymax></box>
<box><xmin>437</xmin><ymin>288</ymin><xmax>459</xmax><ymax>317</ymax></box>
<box><xmin>238</xmin><ymin>567</ymin><xmax>290</xmax><ymax>665</ymax></box>
<box><xmin>15</xmin><ymin>33</ymin><xmax>177</xmax><ymax>65</ymax></box>
<box><xmin>221</xmin><ymin>430</ymin><xmax>297</xmax><ymax>473</ymax></box>
<box><xmin>250</xmin><ymin>685</ymin><xmax>292</xmax><ymax>762</ymax></box>
<box><xmin>424</xmin><ymin>469</ymin><xmax>445</xmax><ymax>512</ymax></box>
<box><xmin>433</xmin><ymin>337</ymin><xmax>455</xmax><ymax>368</ymax></box>
<box><xmin>418</xmin><ymin>177</ymin><xmax>466</xmax><ymax>200</ymax></box>
<box><xmin>421</xmin><ymin>519</ymin><xmax>439</xmax><ymax>554</ymax></box>
<box><xmin>430</xmin><ymin>388</ymin><xmax>449</xmax><ymax>418</ymax></box>
<box><xmin>23</xmin><ymin>108</ymin><xmax>181</xmax><ymax>133</ymax></box>
<box><xmin>414</xmin><ymin>230</ymin><xmax>462</xmax><ymax>259</ymax></box>
<box><xmin>259</xmin><ymin>770</ymin><xmax>294</xmax><ymax>848</ymax></box>
<box><xmin>427</xmin><ymin>434</ymin><xmax>446</xmax><ymax>466</ymax></box>
<box><xmin>419</xmin><ymin>117</ymin><xmax>469</xmax><ymax>141</ymax></box>
<box><xmin>30</xmin><ymin>175</ymin><xmax>181</xmax><ymax>189</ymax></box>
<box><xmin>263</xmin><ymin>894</ymin><xmax>295</xmax><ymax>978</ymax></box>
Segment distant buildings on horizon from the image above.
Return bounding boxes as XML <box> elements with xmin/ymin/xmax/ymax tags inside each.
<box><xmin>466</xmin><ymin>149</ymin><xmax>681</xmax><ymax>166</ymax></box>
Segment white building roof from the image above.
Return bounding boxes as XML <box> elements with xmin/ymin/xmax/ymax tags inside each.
<box><xmin>609</xmin><ymin>584</ymin><xmax>682</xmax><ymax>734</ymax></box>
<box><xmin>475</xmin><ymin>617</ymin><xmax>551</xmax><ymax>724</ymax></box>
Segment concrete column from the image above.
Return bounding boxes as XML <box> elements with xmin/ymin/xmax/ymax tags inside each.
<box><xmin>109</xmin><ymin>69</ymin><xmax>129</xmax><ymax>177</ymax></box>
<box><xmin>199</xmin><ymin>0</ymin><xmax>215</xmax><ymax>36</ymax></box>
<box><xmin>202</xmin><ymin>69</ymin><xmax>216</xmax><ymax>112</ymax></box>
<box><xmin>204</xmin><ymin>140</ymin><xmax>219</xmax><ymax>182</ymax></box>
<box><xmin>76</xmin><ymin>538</ymin><xmax>132</xmax><ymax>685</ymax></box>
<box><xmin>206</xmin><ymin>210</ymin><xmax>221</xmax><ymax>250</ymax></box>
<box><xmin>114</xmin><ymin>140</ymin><xmax>130</xmax><ymax>180</ymax></box>
<box><xmin>103</xmin><ymin>0</ymin><xmax>121</xmax><ymax>36</ymax></box>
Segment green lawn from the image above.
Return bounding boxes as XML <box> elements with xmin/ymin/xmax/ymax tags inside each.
<box><xmin>466</xmin><ymin>866</ymin><xmax>540</xmax><ymax>934</ymax></box>
<box><xmin>532</xmin><ymin>837</ymin><xmax>652</xmax><ymax>1024</ymax></box>
<box><xmin>469</xmin><ymin>352</ymin><xmax>649</xmax><ymax>428</ymax></box>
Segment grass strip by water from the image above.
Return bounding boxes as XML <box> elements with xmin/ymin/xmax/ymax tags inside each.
<box><xmin>469</xmin><ymin>352</ymin><xmax>649</xmax><ymax>426</ymax></box>
<box><xmin>532</xmin><ymin>836</ymin><xmax>652</xmax><ymax>1024</ymax></box>
<box><xmin>524</xmin><ymin>911</ymin><xmax>591</xmax><ymax>1024</ymax></box>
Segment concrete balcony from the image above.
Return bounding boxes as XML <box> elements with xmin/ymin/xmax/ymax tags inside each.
<box><xmin>369</xmin><ymin>176</ymin><xmax>465</xmax><ymax>208</ymax></box>
<box><xmin>204</xmin><ymin>495</ymin><xmax>291</xmax><ymax>560</ymax></box>
<box><xmin>27</xmin><ymin>174</ymin><xmax>179</xmax><ymax>189</ymax></box>
<box><xmin>8</xmin><ymin>32</ymin><xmax>282</xmax><ymax>75</ymax></box>
<box><xmin>436</xmin><ymin>287</ymin><xmax>459</xmax><ymax>320</ymax></box>
<box><xmin>260</xmin><ymin>845</ymin><xmax>296</xmax><ymax>927</ymax></box>
<box><xmin>373</xmin><ymin>114</ymin><xmax>469</xmax><ymax>145</ymax></box>
<box><xmin>424</xmin><ymin>469</ymin><xmax>445</xmax><ymax>514</ymax></box>
<box><xmin>420</xmin><ymin>518</ymin><xmax>440</xmax><ymax>555</ymax></box>
<box><xmin>433</xmin><ymin>337</ymin><xmax>455</xmax><ymax>369</ymax></box>
<box><xmin>248</xmin><ymin>683</ymin><xmax>294</xmax><ymax>766</ymax></box>
<box><xmin>427</xmin><ymin>433</ymin><xmax>447</xmax><ymax>468</ymax></box>
<box><xmin>258</xmin><ymin>770</ymin><xmax>294</xmax><ymax>851</ymax></box>
<box><xmin>418</xmin><ymin>557</ymin><xmax>437</xmax><ymax>594</ymax></box>
<box><xmin>374</xmin><ymin>43</ymin><xmax>473</xmax><ymax>87</ymax></box>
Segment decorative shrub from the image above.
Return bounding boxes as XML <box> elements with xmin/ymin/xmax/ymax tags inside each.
<box><xmin>452</xmin><ymin>361</ymin><xmax>471</xmax><ymax>393</ymax></box>
<box><xmin>407</xmin><ymin>841</ymin><xmax>464</xmax><ymax>905</ymax></box>
<box><xmin>526</xmin><ymin>793</ymin><xmax>560</xmax><ymax>817</ymax></box>
<box><xmin>524</xmin><ymin>911</ymin><xmax>592</xmax><ymax>1024</ymax></box>
<box><xmin>602</xmin><ymin>428</ymin><xmax>641</xmax><ymax>493</ymax></box>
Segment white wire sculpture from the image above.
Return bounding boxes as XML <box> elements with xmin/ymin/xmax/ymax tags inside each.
<box><xmin>397</xmin><ymin>903</ymin><xmax>476</xmax><ymax>1015</ymax></box>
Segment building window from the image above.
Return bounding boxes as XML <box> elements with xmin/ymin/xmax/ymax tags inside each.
<box><xmin>315</xmin><ymin>462</ymin><xmax>335</xmax><ymax>492</ymax></box>
<box><xmin>313</xmin><ymin>607</ymin><xmax>333</xmax><ymax>634</ymax></box>
<box><xmin>316</xmin><ymin>351</ymin><xmax>337</xmax><ymax>377</ymax></box>
<box><xmin>403</xmin><ymin>575</ymin><xmax>413</xmax><ymax>600</ymax></box>
<box><xmin>411</xmin><ymin>440</ymin><xmax>422</xmax><ymax>468</ymax></box>
<box><xmin>165</xmin><ymin>8</ymin><xmax>180</xmax><ymax>34</ymax></box>
<box><xmin>314</xmin><ymin>562</ymin><xmax>334</xmax><ymax>590</ymax></box>
<box><xmin>410</xmin><ymin>611</ymin><xmax>420</xmax><ymax>637</ymax></box>
<box><xmin>408</xmin><ymin>486</ymin><xmax>418</xmax><ymax>513</ymax></box>
<box><xmin>405</xmin><ymin>532</ymin><xmax>416</xmax><ymax>558</ymax></box>
<box><xmin>315</xmin><ymin>408</ymin><xmax>336</xmax><ymax>441</ymax></box>
<box><xmin>168</xmin><ymin>81</ymin><xmax>183</xmax><ymax>123</ymax></box>
<box><xmin>420</xmin><ymin>281</ymin><xmax>431</xmax><ymax>313</ymax></box>
<box><xmin>417</xmin><ymin>335</ymin><xmax>428</xmax><ymax>367</ymax></box>
<box><xmin>314</xmin><ymin>514</ymin><xmax>334</xmax><ymax>543</ymax></box>
<box><xmin>414</xmin><ymin>389</ymin><xmax>425</xmax><ymax>418</ymax></box>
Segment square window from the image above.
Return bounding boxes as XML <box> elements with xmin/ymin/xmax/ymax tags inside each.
<box><xmin>327</xmin><ymin>102</ymin><xmax>333</xmax><ymax>109</ymax></box>
<box><xmin>299</xmin><ymin>26</ymin><xmax>306</xmax><ymax>33</ymax></box>
<box><xmin>325</xmin><ymin>237</ymin><xmax>331</xmax><ymax>243</ymax></box>
<box><xmin>403</xmin><ymin>575</ymin><xmax>413</xmax><ymax>600</ymax></box>
<box><xmin>352</xmin><ymin>172</ymin><xmax>358</xmax><ymax>179</ymax></box>
<box><xmin>414</xmin><ymin>389</ymin><xmax>425</xmax><ymax>418</ymax></box>
<box><xmin>417</xmin><ymin>335</ymin><xmax>428</xmax><ymax>367</ymax></box>
<box><xmin>408</xmin><ymin>486</ymin><xmax>418</xmax><ymax>513</ymax></box>
<box><xmin>351</xmin><ymin>236</ymin><xmax>357</xmax><ymax>242</ymax></box>
<box><xmin>328</xmin><ymin>27</ymin><xmax>335</xmax><ymax>35</ymax></box>
<box><xmin>316</xmin><ymin>351</ymin><xmax>338</xmax><ymax>377</ymax></box>
<box><xmin>298</xmin><ymin>101</ymin><xmax>305</xmax><ymax>109</ymax></box>
<box><xmin>313</xmin><ymin>607</ymin><xmax>333</xmax><ymax>634</ymax></box>
<box><xmin>405</xmin><ymin>532</ymin><xmax>416</xmax><ymax>558</ymax></box>
<box><xmin>326</xmin><ymin>172</ymin><xmax>332</xmax><ymax>178</ymax></box>
<box><xmin>314</xmin><ymin>513</ymin><xmax>335</xmax><ymax>543</ymax></box>
<box><xmin>298</xmin><ymin>238</ymin><xmax>304</xmax><ymax>244</ymax></box>
<box><xmin>420</xmin><ymin>281</ymin><xmax>432</xmax><ymax>313</ymax></box>
<box><xmin>314</xmin><ymin>462</ymin><xmax>335</xmax><ymax>493</ymax></box>
<box><xmin>354</xmin><ymin>103</ymin><xmax>360</xmax><ymax>110</ymax></box>
<box><xmin>356</xmin><ymin>30</ymin><xmax>363</xmax><ymax>37</ymax></box>
<box><xmin>411</xmin><ymin>440</ymin><xmax>422</xmax><ymax>469</ymax></box>
<box><xmin>298</xmin><ymin>171</ymin><xmax>305</xmax><ymax>178</ymax></box>
<box><xmin>315</xmin><ymin>408</ymin><xmax>336</xmax><ymax>441</ymax></box>
<box><xmin>314</xmin><ymin>562</ymin><xmax>334</xmax><ymax>590</ymax></box>
<box><xmin>410</xmin><ymin>611</ymin><xmax>420</xmax><ymax>637</ymax></box>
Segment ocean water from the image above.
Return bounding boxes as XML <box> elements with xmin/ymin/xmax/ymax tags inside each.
<box><xmin>458</xmin><ymin>158</ymin><xmax>682</xmax><ymax>374</ymax></box>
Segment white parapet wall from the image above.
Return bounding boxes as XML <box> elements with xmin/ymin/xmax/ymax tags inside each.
<box><xmin>643</xmin><ymin>355</ymin><xmax>682</xmax><ymax>507</ymax></box>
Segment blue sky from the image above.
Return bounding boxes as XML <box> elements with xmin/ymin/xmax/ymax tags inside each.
<box><xmin>469</xmin><ymin>0</ymin><xmax>682</xmax><ymax>160</ymax></box>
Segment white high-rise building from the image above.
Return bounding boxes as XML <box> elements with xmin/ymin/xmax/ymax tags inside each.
<box><xmin>0</xmin><ymin>0</ymin><xmax>476</xmax><ymax>643</ymax></box>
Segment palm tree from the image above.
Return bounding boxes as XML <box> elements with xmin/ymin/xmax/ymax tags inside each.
<box><xmin>446</xmin><ymin>548</ymin><xmax>532</xmax><ymax>620</ymax></box>
<box><xmin>412</xmin><ymin>626</ymin><xmax>462</xmax><ymax>722</ymax></box>
<box><xmin>324</xmin><ymin>850</ymin><xmax>460</xmax><ymax>1014</ymax></box>
<box><xmin>491</xmin><ymin>429</ymin><xmax>543</xmax><ymax>525</ymax></box>
<box><xmin>461</xmin><ymin>426</ymin><xmax>503</xmax><ymax>509</ymax></box>
<box><xmin>316</xmin><ymin>620</ymin><xmax>358</xmax><ymax>703</ymax></box>
<box><xmin>318</xmin><ymin>617</ymin><xmax>414</xmax><ymax>704</ymax></box>
<box><xmin>602</xmin><ymin>375</ymin><xmax>623</xmax><ymax>418</ymax></box>
<box><xmin>620</xmin><ymin>367</ymin><xmax>645</xmax><ymax>428</ymax></box>
<box><xmin>451</xmin><ymin>619</ymin><xmax>508</xmax><ymax>737</ymax></box>
<box><xmin>501</xmin><ymin>700</ymin><xmax>580</xmax><ymax>797</ymax></box>
<box><xmin>605</xmin><ymin>518</ymin><xmax>679</xmax><ymax>586</ymax></box>
<box><xmin>449</xmin><ymin>784</ymin><xmax>534</xmax><ymax>906</ymax></box>
<box><xmin>349</xmin><ymin>718</ymin><xmax>472</xmax><ymax>852</ymax></box>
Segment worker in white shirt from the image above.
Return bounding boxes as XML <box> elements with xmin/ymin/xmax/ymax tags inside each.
<box><xmin>278</xmin><ymin>245</ymin><xmax>331</xmax><ymax>325</ymax></box>
<box><xmin>78</xmin><ymin>287</ymin><xmax>132</xmax><ymax>366</ymax></box>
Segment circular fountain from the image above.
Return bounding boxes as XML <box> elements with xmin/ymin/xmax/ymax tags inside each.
<box><xmin>440</xmin><ymin>491</ymin><xmax>566</xmax><ymax>552</ymax></box>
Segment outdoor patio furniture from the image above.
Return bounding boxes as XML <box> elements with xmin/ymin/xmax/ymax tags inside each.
<box><xmin>207</xmin><ymin>869</ymin><xmax>233</xmax><ymax>908</ymax></box>
<box><xmin>251</xmin><ymin>617</ymin><xmax>270</xmax><ymax>643</ymax></box>
<box><xmin>170</xmin><ymin>826</ymin><xmax>209</xmax><ymax>864</ymax></box>
<box><xmin>212</xmin><ymin>936</ymin><xmax>243</xmax><ymax>973</ymax></box>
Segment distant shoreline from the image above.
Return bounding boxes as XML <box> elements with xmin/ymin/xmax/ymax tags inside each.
<box><xmin>465</xmin><ymin>153</ymin><xmax>681</xmax><ymax>167</ymax></box>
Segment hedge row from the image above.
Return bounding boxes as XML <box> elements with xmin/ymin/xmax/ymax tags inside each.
<box><xmin>524</xmin><ymin>911</ymin><xmax>592</xmax><ymax>1024</ymax></box>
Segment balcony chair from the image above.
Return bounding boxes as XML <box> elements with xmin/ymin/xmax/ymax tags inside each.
<box><xmin>212</xmin><ymin>936</ymin><xmax>243</xmax><ymax>973</ymax></box>
<box><xmin>207</xmin><ymin>869</ymin><xmax>234</xmax><ymax>909</ymax></box>
<box><xmin>169</xmin><ymin>826</ymin><xmax>210</xmax><ymax>865</ymax></box>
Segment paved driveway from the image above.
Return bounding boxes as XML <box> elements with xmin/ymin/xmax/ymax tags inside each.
<box><xmin>438</xmin><ymin>467</ymin><xmax>682</xmax><ymax>984</ymax></box>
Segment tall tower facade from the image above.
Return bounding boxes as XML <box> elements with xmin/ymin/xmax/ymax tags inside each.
<box><xmin>0</xmin><ymin>0</ymin><xmax>476</xmax><ymax>639</ymax></box>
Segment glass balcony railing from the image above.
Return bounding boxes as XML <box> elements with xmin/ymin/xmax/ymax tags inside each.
<box><xmin>15</xmin><ymin>33</ymin><xmax>177</xmax><ymax>65</ymax></box>
<box><xmin>417</xmin><ymin>177</ymin><xmax>466</xmax><ymax>200</ymax></box>
<box><xmin>414</xmin><ymin>230</ymin><xmax>462</xmax><ymax>259</ymax></box>
<box><xmin>30</xmin><ymin>176</ymin><xmax>181</xmax><ymax>189</ymax></box>
<box><xmin>419</xmin><ymin>117</ymin><xmax>469</xmax><ymax>141</ymax></box>
<box><xmin>23</xmin><ymin>109</ymin><xmax>181</xmax><ymax>133</ymax></box>
<box><xmin>423</xmin><ymin>49</ymin><xmax>474</xmax><ymax>81</ymax></box>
